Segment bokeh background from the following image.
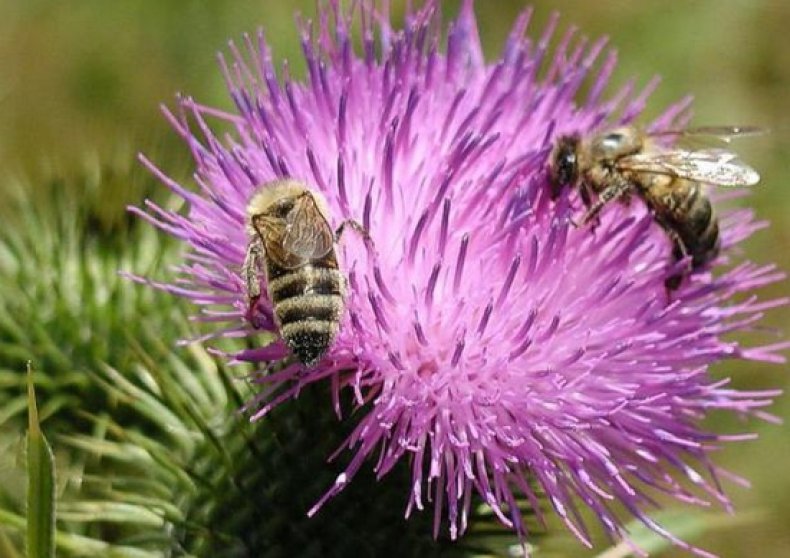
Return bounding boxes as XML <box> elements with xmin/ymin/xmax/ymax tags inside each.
<box><xmin>0</xmin><ymin>0</ymin><xmax>787</xmax><ymax>556</ymax></box>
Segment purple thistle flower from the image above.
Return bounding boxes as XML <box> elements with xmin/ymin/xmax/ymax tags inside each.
<box><xmin>132</xmin><ymin>1</ymin><xmax>787</xmax><ymax>554</ymax></box>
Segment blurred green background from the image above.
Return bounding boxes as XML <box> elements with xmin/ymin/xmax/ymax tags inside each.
<box><xmin>0</xmin><ymin>0</ymin><xmax>786</xmax><ymax>556</ymax></box>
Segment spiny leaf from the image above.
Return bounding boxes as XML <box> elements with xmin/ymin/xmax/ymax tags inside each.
<box><xmin>56</xmin><ymin>501</ymin><xmax>165</xmax><ymax>526</ymax></box>
<box><xmin>25</xmin><ymin>362</ymin><xmax>55</xmax><ymax>558</ymax></box>
<box><xmin>1</xmin><ymin>507</ymin><xmax>163</xmax><ymax>558</ymax></box>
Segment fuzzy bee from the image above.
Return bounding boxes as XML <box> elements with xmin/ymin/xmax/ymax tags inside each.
<box><xmin>548</xmin><ymin>125</ymin><xmax>762</xmax><ymax>289</ymax></box>
<box><xmin>243</xmin><ymin>179</ymin><xmax>367</xmax><ymax>366</ymax></box>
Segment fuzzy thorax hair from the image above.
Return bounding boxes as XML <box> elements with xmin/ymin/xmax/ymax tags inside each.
<box><xmin>245</xmin><ymin>179</ymin><xmax>332</xmax><ymax>237</ymax></box>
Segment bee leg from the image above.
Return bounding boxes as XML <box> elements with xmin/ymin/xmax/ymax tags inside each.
<box><xmin>671</xmin><ymin>234</ymin><xmax>690</xmax><ymax>261</ymax></box>
<box><xmin>655</xmin><ymin>220</ymin><xmax>691</xmax><ymax>292</ymax></box>
<box><xmin>579</xmin><ymin>181</ymin><xmax>594</xmax><ymax>209</ymax></box>
<box><xmin>664</xmin><ymin>239</ymin><xmax>688</xmax><ymax>292</ymax></box>
<box><xmin>335</xmin><ymin>219</ymin><xmax>375</xmax><ymax>250</ymax></box>
<box><xmin>578</xmin><ymin>178</ymin><xmax>633</xmax><ymax>226</ymax></box>
<box><xmin>653</xmin><ymin>214</ymin><xmax>690</xmax><ymax>262</ymax></box>
<box><xmin>243</xmin><ymin>237</ymin><xmax>264</xmax><ymax>302</ymax></box>
<box><xmin>571</xmin><ymin>182</ymin><xmax>601</xmax><ymax>230</ymax></box>
<box><xmin>243</xmin><ymin>237</ymin><xmax>273</xmax><ymax>329</ymax></box>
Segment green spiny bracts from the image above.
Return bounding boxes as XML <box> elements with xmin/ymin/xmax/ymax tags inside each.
<box><xmin>0</xmin><ymin>169</ymin><xmax>185</xmax><ymax>433</ymax></box>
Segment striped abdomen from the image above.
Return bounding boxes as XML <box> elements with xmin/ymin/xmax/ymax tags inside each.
<box><xmin>673</xmin><ymin>184</ymin><xmax>720</xmax><ymax>269</ymax></box>
<box><xmin>652</xmin><ymin>179</ymin><xmax>720</xmax><ymax>290</ymax></box>
<box><xmin>265</xmin><ymin>256</ymin><xmax>344</xmax><ymax>366</ymax></box>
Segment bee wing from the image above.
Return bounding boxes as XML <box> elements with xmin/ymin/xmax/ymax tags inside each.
<box><xmin>254</xmin><ymin>216</ymin><xmax>305</xmax><ymax>269</ymax></box>
<box><xmin>648</xmin><ymin>126</ymin><xmax>766</xmax><ymax>144</ymax></box>
<box><xmin>617</xmin><ymin>149</ymin><xmax>760</xmax><ymax>187</ymax></box>
<box><xmin>282</xmin><ymin>194</ymin><xmax>334</xmax><ymax>261</ymax></box>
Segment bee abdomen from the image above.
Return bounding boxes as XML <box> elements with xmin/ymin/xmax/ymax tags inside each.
<box><xmin>681</xmin><ymin>196</ymin><xmax>720</xmax><ymax>268</ymax></box>
<box><xmin>277</xmin><ymin>298</ymin><xmax>342</xmax><ymax>365</ymax></box>
<box><xmin>274</xmin><ymin>294</ymin><xmax>343</xmax><ymax>324</ymax></box>
<box><xmin>268</xmin><ymin>266</ymin><xmax>344</xmax><ymax>366</ymax></box>
<box><xmin>690</xmin><ymin>217</ymin><xmax>720</xmax><ymax>268</ymax></box>
<box><xmin>281</xmin><ymin>320</ymin><xmax>340</xmax><ymax>366</ymax></box>
<box><xmin>269</xmin><ymin>267</ymin><xmax>343</xmax><ymax>299</ymax></box>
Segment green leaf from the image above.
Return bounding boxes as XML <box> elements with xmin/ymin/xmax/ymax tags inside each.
<box><xmin>25</xmin><ymin>363</ymin><xmax>55</xmax><ymax>558</ymax></box>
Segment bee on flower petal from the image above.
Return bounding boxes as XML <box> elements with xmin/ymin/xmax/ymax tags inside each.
<box><xmin>243</xmin><ymin>179</ymin><xmax>368</xmax><ymax>366</ymax></box>
<box><xmin>548</xmin><ymin>125</ymin><xmax>762</xmax><ymax>289</ymax></box>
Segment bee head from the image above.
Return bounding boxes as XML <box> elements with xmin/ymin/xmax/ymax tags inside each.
<box><xmin>548</xmin><ymin>135</ymin><xmax>581</xmax><ymax>198</ymax></box>
<box><xmin>247</xmin><ymin>180</ymin><xmax>310</xmax><ymax>222</ymax></box>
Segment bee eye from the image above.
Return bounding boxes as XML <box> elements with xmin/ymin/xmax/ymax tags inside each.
<box><xmin>553</xmin><ymin>150</ymin><xmax>578</xmax><ymax>186</ymax></box>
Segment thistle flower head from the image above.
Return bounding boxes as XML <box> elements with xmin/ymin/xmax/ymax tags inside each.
<box><xmin>134</xmin><ymin>1</ymin><xmax>787</xmax><ymax>554</ymax></box>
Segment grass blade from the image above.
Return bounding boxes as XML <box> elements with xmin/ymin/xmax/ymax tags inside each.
<box><xmin>26</xmin><ymin>363</ymin><xmax>55</xmax><ymax>558</ymax></box>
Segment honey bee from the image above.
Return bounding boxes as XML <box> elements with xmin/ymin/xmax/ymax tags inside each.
<box><xmin>243</xmin><ymin>179</ymin><xmax>367</xmax><ymax>366</ymax></box>
<box><xmin>548</xmin><ymin>125</ymin><xmax>762</xmax><ymax>289</ymax></box>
